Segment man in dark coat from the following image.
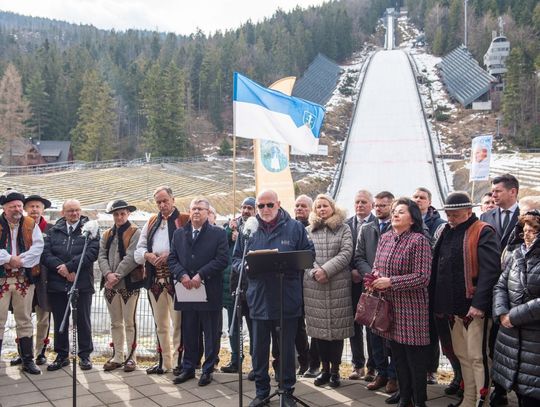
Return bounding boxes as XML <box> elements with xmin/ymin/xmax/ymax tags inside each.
<box><xmin>480</xmin><ymin>173</ymin><xmax>520</xmax><ymax>407</ymax></box>
<box><xmin>232</xmin><ymin>190</ymin><xmax>314</xmax><ymax>407</ymax></box>
<box><xmin>169</xmin><ymin>197</ymin><xmax>228</xmax><ymax>387</ymax></box>
<box><xmin>221</xmin><ymin>197</ymin><xmax>255</xmax><ymax>374</ymax></box>
<box><xmin>431</xmin><ymin>192</ymin><xmax>500</xmax><ymax>407</ymax></box>
<box><xmin>42</xmin><ymin>199</ymin><xmax>99</xmax><ymax>371</ymax></box>
<box><xmin>413</xmin><ymin>187</ymin><xmax>446</xmax><ymax>239</ymax></box>
<box><xmin>346</xmin><ymin>189</ymin><xmax>376</xmax><ymax>382</ymax></box>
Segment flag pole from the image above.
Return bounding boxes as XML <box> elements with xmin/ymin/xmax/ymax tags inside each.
<box><xmin>232</xmin><ymin>133</ymin><xmax>237</xmax><ymax>217</ymax></box>
<box><xmin>471</xmin><ymin>181</ymin><xmax>476</xmax><ymax>202</ymax></box>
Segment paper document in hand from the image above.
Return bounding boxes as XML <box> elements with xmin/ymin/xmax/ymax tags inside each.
<box><xmin>174</xmin><ymin>281</ymin><xmax>208</xmax><ymax>302</ymax></box>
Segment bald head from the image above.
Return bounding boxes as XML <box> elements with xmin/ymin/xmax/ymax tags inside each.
<box><xmin>257</xmin><ymin>190</ymin><xmax>280</xmax><ymax>222</ymax></box>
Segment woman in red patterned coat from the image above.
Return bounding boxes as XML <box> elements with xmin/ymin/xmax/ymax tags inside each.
<box><xmin>367</xmin><ymin>197</ymin><xmax>432</xmax><ymax>407</ymax></box>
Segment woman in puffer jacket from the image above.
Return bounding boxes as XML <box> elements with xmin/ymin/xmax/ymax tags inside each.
<box><xmin>303</xmin><ymin>194</ymin><xmax>353</xmax><ymax>388</ymax></box>
<box><xmin>492</xmin><ymin>210</ymin><xmax>540</xmax><ymax>407</ymax></box>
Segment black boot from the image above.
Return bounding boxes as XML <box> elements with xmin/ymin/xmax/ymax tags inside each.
<box><xmin>329</xmin><ymin>363</ymin><xmax>340</xmax><ymax>388</ymax></box>
<box><xmin>314</xmin><ymin>362</ymin><xmax>331</xmax><ymax>386</ymax></box>
<box><xmin>20</xmin><ymin>337</ymin><xmax>41</xmax><ymax>375</ymax></box>
<box><xmin>10</xmin><ymin>339</ymin><xmax>22</xmax><ymax>365</ymax></box>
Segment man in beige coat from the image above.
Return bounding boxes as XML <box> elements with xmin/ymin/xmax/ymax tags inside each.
<box><xmin>99</xmin><ymin>200</ymin><xmax>142</xmax><ymax>372</ymax></box>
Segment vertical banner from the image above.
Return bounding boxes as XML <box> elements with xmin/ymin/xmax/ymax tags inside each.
<box><xmin>254</xmin><ymin>77</ymin><xmax>297</xmax><ymax>214</ymax></box>
<box><xmin>469</xmin><ymin>134</ymin><xmax>493</xmax><ymax>182</ymax></box>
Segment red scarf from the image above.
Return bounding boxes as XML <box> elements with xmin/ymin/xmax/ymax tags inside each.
<box><xmin>38</xmin><ymin>217</ymin><xmax>48</xmax><ymax>233</ymax></box>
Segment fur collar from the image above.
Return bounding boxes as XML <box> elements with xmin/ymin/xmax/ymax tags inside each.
<box><xmin>309</xmin><ymin>207</ymin><xmax>346</xmax><ymax>232</ymax></box>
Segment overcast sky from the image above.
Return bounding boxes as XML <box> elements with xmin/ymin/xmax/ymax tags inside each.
<box><xmin>0</xmin><ymin>0</ymin><xmax>329</xmax><ymax>35</ymax></box>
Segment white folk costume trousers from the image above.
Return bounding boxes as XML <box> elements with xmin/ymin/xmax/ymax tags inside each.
<box><xmin>105</xmin><ymin>288</ymin><xmax>140</xmax><ymax>364</ymax></box>
<box><xmin>451</xmin><ymin>316</ymin><xmax>493</xmax><ymax>406</ymax></box>
<box><xmin>148</xmin><ymin>288</ymin><xmax>182</xmax><ymax>371</ymax></box>
<box><xmin>0</xmin><ymin>277</ymin><xmax>34</xmax><ymax>340</ymax></box>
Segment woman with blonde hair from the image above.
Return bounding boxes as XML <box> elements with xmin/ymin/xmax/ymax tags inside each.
<box><xmin>304</xmin><ymin>194</ymin><xmax>353</xmax><ymax>388</ymax></box>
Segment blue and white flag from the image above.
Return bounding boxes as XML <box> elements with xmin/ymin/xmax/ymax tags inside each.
<box><xmin>233</xmin><ymin>72</ymin><xmax>325</xmax><ymax>154</ymax></box>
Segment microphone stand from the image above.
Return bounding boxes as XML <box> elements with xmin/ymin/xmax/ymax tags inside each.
<box><xmin>229</xmin><ymin>232</ymin><xmax>250</xmax><ymax>407</ymax></box>
<box><xmin>59</xmin><ymin>232</ymin><xmax>91</xmax><ymax>407</ymax></box>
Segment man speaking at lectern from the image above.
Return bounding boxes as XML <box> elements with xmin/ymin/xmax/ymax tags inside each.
<box><xmin>232</xmin><ymin>190</ymin><xmax>314</xmax><ymax>407</ymax></box>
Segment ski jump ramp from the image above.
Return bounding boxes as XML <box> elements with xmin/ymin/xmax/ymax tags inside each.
<box><xmin>334</xmin><ymin>50</ymin><xmax>443</xmax><ymax>215</ymax></box>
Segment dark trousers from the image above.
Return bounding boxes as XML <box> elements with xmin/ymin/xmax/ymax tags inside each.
<box><xmin>49</xmin><ymin>291</ymin><xmax>93</xmax><ymax>359</ymax></box>
<box><xmin>350</xmin><ymin>322</ymin><xmax>368</xmax><ymax>369</ymax></box>
<box><xmin>252</xmin><ymin>318</ymin><xmax>297</xmax><ymax>399</ymax></box>
<box><xmin>390</xmin><ymin>341</ymin><xmax>429</xmax><ymax>405</ymax></box>
<box><xmin>225</xmin><ymin>302</ymin><xmax>253</xmax><ymax>366</ymax></box>
<box><xmin>517</xmin><ymin>393</ymin><xmax>540</xmax><ymax>407</ymax></box>
<box><xmin>309</xmin><ymin>336</ymin><xmax>320</xmax><ymax>369</ymax></box>
<box><xmin>271</xmin><ymin>316</ymin><xmax>310</xmax><ymax>368</ymax></box>
<box><xmin>371</xmin><ymin>331</ymin><xmax>396</xmax><ymax>379</ymax></box>
<box><xmin>314</xmin><ymin>338</ymin><xmax>343</xmax><ymax>365</ymax></box>
<box><xmin>182</xmin><ymin>310</ymin><xmax>221</xmax><ymax>374</ymax></box>
<box><xmin>435</xmin><ymin>316</ymin><xmax>461</xmax><ymax>375</ymax></box>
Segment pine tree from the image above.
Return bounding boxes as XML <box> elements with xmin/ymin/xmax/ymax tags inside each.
<box><xmin>71</xmin><ymin>69</ymin><xmax>118</xmax><ymax>161</ymax></box>
<box><xmin>25</xmin><ymin>71</ymin><xmax>49</xmax><ymax>141</ymax></box>
<box><xmin>0</xmin><ymin>63</ymin><xmax>32</xmax><ymax>165</ymax></box>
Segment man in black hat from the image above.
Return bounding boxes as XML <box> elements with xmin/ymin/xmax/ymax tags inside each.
<box><xmin>99</xmin><ymin>200</ymin><xmax>142</xmax><ymax>372</ymax></box>
<box><xmin>0</xmin><ymin>190</ymin><xmax>44</xmax><ymax>374</ymax></box>
<box><xmin>11</xmin><ymin>194</ymin><xmax>53</xmax><ymax>367</ymax></box>
<box><xmin>431</xmin><ymin>192</ymin><xmax>500</xmax><ymax>407</ymax></box>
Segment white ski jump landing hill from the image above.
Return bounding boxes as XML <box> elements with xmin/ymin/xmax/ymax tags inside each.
<box><xmin>335</xmin><ymin>49</ymin><xmax>443</xmax><ymax>215</ymax></box>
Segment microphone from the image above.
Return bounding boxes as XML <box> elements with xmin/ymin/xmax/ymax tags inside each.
<box><xmin>81</xmin><ymin>220</ymin><xmax>100</xmax><ymax>239</ymax></box>
<box><xmin>242</xmin><ymin>216</ymin><xmax>259</xmax><ymax>238</ymax></box>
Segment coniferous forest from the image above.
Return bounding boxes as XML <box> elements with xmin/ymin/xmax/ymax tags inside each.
<box><xmin>0</xmin><ymin>0</ymin><xmax>539</xmax><ymax>163</ymax></box>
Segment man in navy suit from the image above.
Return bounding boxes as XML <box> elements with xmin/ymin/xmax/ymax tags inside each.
<box><xmin>169</xmin><ymin>197</ymin><xmax>229</xmax><ymax>387</ymax></box>
<box><xmin>480</xmin><ymin>173</ymin><xmax>519</xmax><ymax>407</ymax></box>
<box><xmin>480</xmin><ymin>174</ymin><xmax>520</xmax><ymax>250</ymax></box>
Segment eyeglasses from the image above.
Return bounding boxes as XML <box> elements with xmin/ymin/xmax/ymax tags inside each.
<box><xmin>519</xmin><ymin>230</ymin><xmax>539</xmax><ymax>238</ymax></box>
<box><xmin>191</xmin><ymin>207</ymin><xmax>208</xmax><ymax>212</ymax></box>
<box><xmin>374</xmin><ymin>204</ymin><xmax>389</xmax><ymax>208</ymax></box>
<box><xmin>525</xmin><ymin>210</ymin><xmax>540</xmax><ymax>217</ymax></box>
<box><xmin>257</xmin><ymin>203</ymin><xmax>275</xmax><ymax>209</ymax></box>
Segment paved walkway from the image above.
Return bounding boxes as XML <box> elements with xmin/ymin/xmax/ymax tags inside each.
<box><xmin>0</xmin><ymin>362</ymin><xmax>483</xmax><ymax>407</ymax></box>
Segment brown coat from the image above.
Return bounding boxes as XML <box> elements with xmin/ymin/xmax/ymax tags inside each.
<box><xmin>304</xmin><ymin>208</ymin><xmax>354</xmax><ymax>341</ymax></box>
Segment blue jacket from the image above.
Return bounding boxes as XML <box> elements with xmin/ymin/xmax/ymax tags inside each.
<box><xmin>168</xmin><ymin>220</ymin><xmax>229</xmax><ymax>311</ymax></box>
<box><xmin>232</xmin><ymin>209</ymin><xmax>315</xmax><ymax>320</ymax></box>
<box><xmin>424</xmin><ymin>206</ymin><xmax>446</xmax><ymax>238</ymax></box>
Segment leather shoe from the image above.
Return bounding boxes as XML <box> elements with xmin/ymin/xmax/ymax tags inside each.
<box><xmin>22</xmin><ymin>359</ymin><xmax>41</xmax><ymax>375</ymax></box>
<box><xmin>103</xmin><ymin>361</ymin><xmax>122</xmax><ymax>371</ymax></box>
<box><xmin>367</xmin><ymin>375</ymin><xmax>388</xmax><ymax>391</ymax></box>
<box><xmin>173</xmin><ymin>370</ymin><xmax>195</xmax><ymax>384</ymax></box>
<box><xmin>47</xmin><ymin>357</ymin><xmax>69</xmax><ymax>371</ymax></box>
<box><xmin>79</xmin><ymin>357</ymin><xmax>92</xmax><ymax>370</ymax></box>
<box><xmin>328</xmin><ymin>373</ymin><xmax>340</xmax><ymax>388</ymax></box>
<box><xmin>349</xmin><ymin>367</ymin><xmax>365</xmax><ymax>380</ymax></box>
<box><xmin>296</xmin><ymin>363</ymin><xmax>309</xmax><ymax>376</ymax></box>
<box><xmin>124</xmin><ymin>359</ymin><xmax>136</xmax><ymax>372</ymax></box>
<box><xmin>198</xmin><ymin>372</ymin><xmax>213</xmax><ymax>386</ymax></box>
<box><xmin>247</xmin><ymin>370</ymin><xmax>256</xmax><ymax>381</ymax></box>
<box><xmin>248</xmin><ymin>397</ymin><xmax>269</xmax><ymax>407</ymax></box>
<box><xmin>10</xmin><ymin>356</ymin><xmax>22</xmax><ymax>366</ymax></box>
<box><xmin>220</xmin><ymin>363</ymin><xmax>238</xmax><ymax>373</ymax></box>
<box><xmin>172</xmin><ymin>366</ymin><xmax>182</xmax><ymax>376</ymax></box>
<box><xmin>303</xmin><ymin>367</ymin><xmax>320</xmax><ymax>378</ymax></box>
<box><xmin>35</xmin><ymin>354</ymin><xmax>47</xmax><ymax>366</ymax></box>
<box><xmin>314</xmin><ymin>372</ymin><xmax>331</xmax><ymax>386</ymax></box>
<box><xmin>146</xmin><ymin>364</ymin><xmax>165</xmax><ymax>375</ymax></box>
<box><xmin>385</xmin><ymin>378</ymin><xmax>398</xmax><ymax>393</ymax></box>
<box><xmin>385</xmin><ymin>391</ymin><xmax>401</xmax><ymax>404</ymax></box>
<box><xmin>364</xmin><ymin>368</ymin><xmax>376</xmax><ymax>382</ymax></box>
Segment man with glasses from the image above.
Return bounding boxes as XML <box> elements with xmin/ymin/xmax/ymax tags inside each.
<box><xmin>233</xmin><ymin>190</ymin><xmax>314</xmax><ymax>407</ymax></box>
<box><xmin>43</xmin><ymin>199</ymin><xmax>99</xmax><ymax>371</ymax></box>
<box><xmin>135</xmin><ymin>186</ymin><xmax>189</xmax><ymax>375</ymax></box>
<box><xmin>169</xmin><ymin>197</ymin><xmax>228</xmax><ymax>386</ymax></box>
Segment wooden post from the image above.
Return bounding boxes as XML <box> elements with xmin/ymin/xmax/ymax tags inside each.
<box><xmin>232</xmin><ymin>134</ymin><xmax>237</xmax><ymax>217</ymax></box>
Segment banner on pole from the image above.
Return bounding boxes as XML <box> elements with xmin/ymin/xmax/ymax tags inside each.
<box><xmin>233</xmin><ymin>72</ymin><xmax>325</xmax><ymax>154</ymax></box>
<box><xmin>469</xmin><ymin>134</ymin><xmax>493</xmax><ymax>182</ymax></box>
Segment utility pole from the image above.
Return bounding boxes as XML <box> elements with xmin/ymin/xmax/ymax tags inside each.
<box><xmin>464</xmin><ymin>0</ymin><xmax>468</xmax><ymax>47</ymax></box>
